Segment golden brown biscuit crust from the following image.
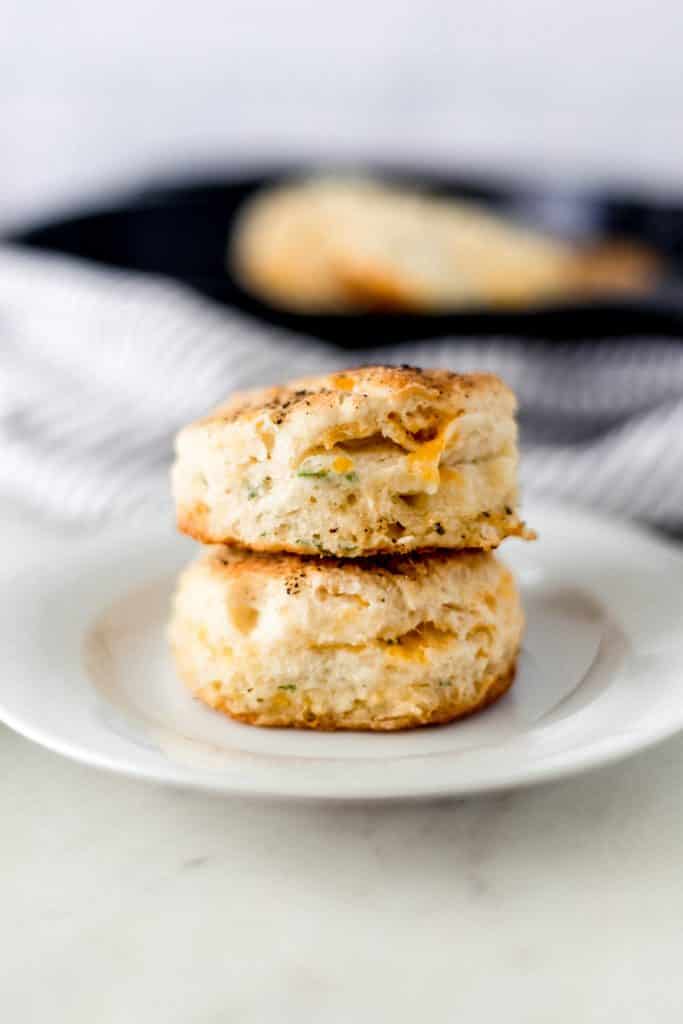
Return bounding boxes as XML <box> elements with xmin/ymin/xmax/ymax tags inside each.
<box><xmin>174</xmin><ymin>656</ymin><xmax>517</xmax><ymax>731</ymax></box>
<box><xmin>202</xmin><ymin>542</ymin><xmax>495</xmax><ymax>582</ymax></box>
<box><xmin>178</xmin><ymin>504</ymin><xmax>531</xmax><ymax>556</ymax></box>
<box><xmin>204</xmin><ymin>365</ymin><xmax>513</xmax><ymax>430</ymax></box>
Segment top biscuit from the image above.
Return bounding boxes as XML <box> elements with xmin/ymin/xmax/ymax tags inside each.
<box><xmin>172</xmin><ymin>364</ymin><xmax>532</xmax><ymax>557</ymax></box>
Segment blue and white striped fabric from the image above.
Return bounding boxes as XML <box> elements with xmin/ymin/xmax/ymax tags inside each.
<box><xmin>1</xmin><ymin>245</ymin><xmax>682</xmax><ymax>528</ymax></box>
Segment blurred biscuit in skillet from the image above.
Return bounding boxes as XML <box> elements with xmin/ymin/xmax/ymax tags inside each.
<box><xmin>230</xmin><ymin>177</ymin><xmax>657</xmax><ymax>313</ymax></box>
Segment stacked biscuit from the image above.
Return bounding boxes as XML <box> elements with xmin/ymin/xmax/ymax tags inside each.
<box><xmin>169</xmin><ymin>365</ymin><xmax>532</xmax><ymax>731</ymax></box>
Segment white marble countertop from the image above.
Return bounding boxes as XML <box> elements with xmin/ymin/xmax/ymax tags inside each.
<box><xmin>2</xmin><ymin>507</ymin><xmax>683</xmax><ymax>1022</ymax></box>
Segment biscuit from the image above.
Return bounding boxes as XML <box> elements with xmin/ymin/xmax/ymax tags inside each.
<box><xmin>169</xmin><ymin>545</ymin><xmax>523</xmax><ymax>730</ymax></box>
<box><xmin>230</xmin><ymin>178</ymin><xmax>656</xmax><ymax>313</ymax></box>
<box><xmin>172</xmin><ymin>365</ymin><xmax>532</xmax><ymax>557</ymax></box>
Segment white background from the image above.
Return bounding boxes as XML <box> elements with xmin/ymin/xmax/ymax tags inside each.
<box><xmin>4</xmin><ymin>0</ymin><xmax>683</xmax><ymax>230</ymax></box>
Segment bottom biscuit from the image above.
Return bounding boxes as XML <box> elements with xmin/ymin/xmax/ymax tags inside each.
<box><xmin>169</xmin><ymin>545</ymin><xmax>523</xmax><ymax>732</ymax></box>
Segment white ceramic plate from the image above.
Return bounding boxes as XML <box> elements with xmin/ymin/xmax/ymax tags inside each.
<box><xmin>1</xmin><ymin>500</ymin><xmax>682</xmax><ymax>800</ymax></box>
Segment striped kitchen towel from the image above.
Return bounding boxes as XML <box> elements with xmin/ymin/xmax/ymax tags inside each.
<box><xmin>1</xmin><ymin>244</ymin><xmax>682</xmax><ymax>527</ymax></box>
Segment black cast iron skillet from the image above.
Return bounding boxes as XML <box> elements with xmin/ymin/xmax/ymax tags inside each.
<box><xmin>11</xmin><ymin>166</ymin><xmax>683</xmax><ymax>346</ymax></box>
